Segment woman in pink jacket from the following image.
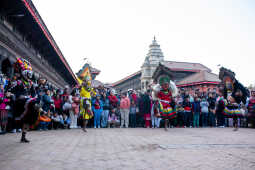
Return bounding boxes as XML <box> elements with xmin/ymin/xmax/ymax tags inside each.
<box><xmin>0</xmin><ymin>88</ymin><xmax>9</xmax><ymax>134</ymax></box>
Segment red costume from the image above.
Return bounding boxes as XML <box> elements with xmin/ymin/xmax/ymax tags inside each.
<box><xmin>157</xmin><ymin>91</ymin><xmax>172</xmax><ymax>108</ymax></box>
<box><xmin>156</xmin><ymin>90</ymin><xmax>176</xmax><ymax>119</ymax></box>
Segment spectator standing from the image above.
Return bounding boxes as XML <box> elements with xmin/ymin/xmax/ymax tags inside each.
<box><xmin>200</xmin><ymin>97</ymin><xmax>209</xmax><ymax>127</ymax></box>
<box><xmin>42</xmin><ymin>89</ymin><xmax>53</xmax><ymax>114</ymax></box>
<box><xmin>62</xmin><ymin>92</ymin><xmax>72</xmax><ymax>117</ymax></box>
<box><xmin>192</xmin><ymin>97</ymin><xmax>201</xmax><ymax>128</ymax></box>
<box><xmin>137</xmin><ymin>93</ymin><xmax>145</xmax><ymax>127</ymax></box>
<box><xmin>183</xmin><ymin>96</ymin><xmax>192</xmax><ymax>128</ymax></box>
<box><xmin>5</xmin><ymin>91</ymin><xmax>15</xmax><ymax>132</ymax></box>
<box><xmin>108</xmin><ymin>90</ymin><xmax>118</xmax><ymax>109</ymax></box>
<box><xmin>129</xmin><ymin>100</ymin><xmax>137</xmax><ymax>128</ymax></box>
<box><xmin>216</xmin><ymin>89</ymin><xmax>226</xmax><ymax>127</ymax></box>
<box><xmin>70</xmin><ymin>92</ymin><xmax>79</xmax><ymax>129</ymax></box>
<box><xmin>101</xmin><ymin>92</ymin><xmax>110</xmax><ymax>128</ymax></box>
<box><xmin>208</xmin><ymin>93</ymin><xmax>216</xmax><ymax>127</ymax></box>
<box><xmin>53</xmin><ymin>94</ymin><xmax>62</xmax><ymax>115</ymax></box>
<box><xmin>120</xmin><ymin>93</ymin><xmax>130</xmax><ymax>128</ymax></box>
<box><xmin>176</xmin><ymin>95</ymin><xmax>184</xmax><ymax>127</ymax></box>
<box><xmin>247</xmin><ymin>90</ymin><xmax>255</xmax><ymax>128</ymax></box>
<box><xmin>151</xmin><ymin>101</ymin><xmax>161</xmax><ymax>128</ymax></box>
<box><xmin>130</xmin><ymin>90</ymin><xmax>138</xmax><ymax>105</ymax></box>
<box><xmin>92</xmin><ymin>94</ymin><xmax>103</xmax><ymax>128</ymax></box>
<box><xmin>0</xmin><ymin>88</ymin><xmax>9</xmax><ymax>134</ymax></box>
<box><xmin>141</xmin><ymin>91</ymin><xmax>152</xmax><ymax>128</ymax></box>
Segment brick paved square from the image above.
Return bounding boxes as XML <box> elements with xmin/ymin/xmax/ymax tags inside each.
<box><xmin>0</xmin><ymin>128</ymin><xmax>255</xmax><ymax>170</ymax></box>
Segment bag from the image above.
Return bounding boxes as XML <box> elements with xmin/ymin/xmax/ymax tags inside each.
<box><xmin>136</xmin><ymin>107</ymin><xmax>139</xmax><ymax>113</ymax></box>
<box><xmin>5</xmin><ymin>105</ymin><xmax>11</xmax><ymax>110</ymax></box>
<box><xmin>63</xmin><ymin>102</ymin><xmax>72</xmax><ymax>111</ymax></box>
<box><xmin>39</xmin><ymin>115</ymin><xmax>51</xmax><ymax>122</ymax></box>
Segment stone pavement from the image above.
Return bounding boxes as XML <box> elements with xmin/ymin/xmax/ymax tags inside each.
<box><xmin>0</xmin><ymin>128</ymin><xmax>255</xmax><ymax>170</ymax></box>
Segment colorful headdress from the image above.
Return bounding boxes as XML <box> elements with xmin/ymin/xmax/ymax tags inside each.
<box><xmin>219</xmin><ymin>67</ymin><xmax>235</xmax><ymax>81</ymax></box>
<box><xmin>16</xmin><ymin>57</ymin><xmax>32</xmax><ymax>71</ymax></box>
<box><xmin>219</xmin><ymin>67</ymin><xmax>249</xmax><ymax>104</ymax></box>
<box><xmin>14</xmin><ymin>58</ymin><xmax>33</xmax><ymax>80</ymax></box>
<box><xmin>158</xmin><ymin>75</ymin><xmax>170</xmax><ymax>85</ymax></box>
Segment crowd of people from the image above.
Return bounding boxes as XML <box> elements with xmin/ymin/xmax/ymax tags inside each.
<box><xmin>1</xmin><ymin>74</ymin><xmax>255</xmax><ymax>136</ymax></box>
<box><xmin>0</xmin><ymin>59</ymin><xmax>255</xmax><ymax>140</ymax></box>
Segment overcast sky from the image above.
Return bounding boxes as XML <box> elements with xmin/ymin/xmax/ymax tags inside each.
<box><xmin>33</xmin><ymin>0</ymin><xmax>255</xmax><ymax>86</ymax></box>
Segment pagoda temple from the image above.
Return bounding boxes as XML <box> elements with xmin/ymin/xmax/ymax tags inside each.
<box><xmin>112</xmin><ymin>37</ymin><xmax>220</xmax><ymax>95</ymax></box>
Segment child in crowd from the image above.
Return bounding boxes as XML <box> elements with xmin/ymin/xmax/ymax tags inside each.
<box><xmin>61</xmin><ymin>113</ymin><xmax>70</xmax><ymax>129</ymax></box>
<box><xmin>108</xmin><ymin>108</ymin><xmax>120</xmax><ymax>128</ymax></box>
<box><xmin>151</xmin><ymin>101</ymin><xmax>161</xmax><ymax>128</ymax></box>
<box><xmin>92</xmin><ymin>94</ymin><xmax>103</xmax><ymax>128</ymax></box>
<box><xmin>38</xmin><ymin>112</ymin><xmax>51</xmax><ymax>130</ymax></box>
<box><xmin>51</xmin><ymin>112</ymin><xmax>62</xmax><ymax>129</ymax></box>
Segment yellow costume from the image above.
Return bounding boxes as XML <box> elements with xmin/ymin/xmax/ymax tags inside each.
<box><xmin>80</xmin><ymin>86</ymin><xmax>93</xmax><ymax>120</ymax></box>
<box><xmin>78</xmin><ymin>67</ymin><xmax>96</xmax><ymax>120</ymax></box>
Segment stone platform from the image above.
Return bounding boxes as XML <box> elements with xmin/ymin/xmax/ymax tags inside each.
<box><xmin>0</xmin><ymin>128</ymin><xmax>255</xmax><ymax>170</ymax></box>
